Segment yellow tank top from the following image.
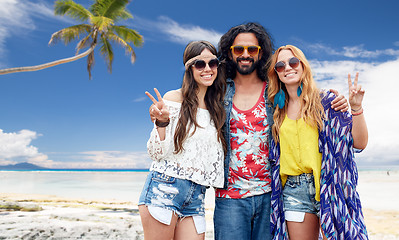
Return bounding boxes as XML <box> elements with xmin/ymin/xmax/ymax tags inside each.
<box><xmin>279</xmin><ymin>115</ymin><xmax>322</xmax><ymax>201</ymax></box>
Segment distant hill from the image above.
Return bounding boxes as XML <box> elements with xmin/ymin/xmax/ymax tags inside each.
<box><xmin>0</xmin><ymin>162</ymin><xmax>48</xmax><ymax>170</ymax></box>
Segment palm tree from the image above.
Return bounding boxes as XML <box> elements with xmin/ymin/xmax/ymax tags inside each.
<box><xmin>0</xmin><ymin>0</ymin><xmax>143</xmax><ymax>79</ymax></box>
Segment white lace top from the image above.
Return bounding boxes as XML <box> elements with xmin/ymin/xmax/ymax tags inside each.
<box><xmin>147</xmin><ymin>100</ymin><xmax>224</xmax><ymax>188</ymax></box>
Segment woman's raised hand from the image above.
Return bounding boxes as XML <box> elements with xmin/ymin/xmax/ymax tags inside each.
<box><xmin>146</xmin><ymin>88</ymin><xmax>170</xmax><ymax>122</ymax></box>
<box><xmin>348</xmin><ymin>72</ymin><xmax>365</xmax><ymax>110</ymax></box>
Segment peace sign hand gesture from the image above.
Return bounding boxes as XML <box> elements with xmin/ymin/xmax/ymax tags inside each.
<box><xmin>145</xmin><ymin>88</ymin><xmax>170</xmax><ymax>122</ymax></box>
<box><xmin>348</xmin><ymin>72</ymin><xmax>365</xmax><ymax>110</ymax></box>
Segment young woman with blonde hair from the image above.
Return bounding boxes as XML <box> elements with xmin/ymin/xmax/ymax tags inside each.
<box><xmin>268</xmin><ymin>45</ymin><xmax>368</xmax><ymax>239</ymax></box>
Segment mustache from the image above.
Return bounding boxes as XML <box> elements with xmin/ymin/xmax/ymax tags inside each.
<box><xmin>236</xmin><ymin>57</ymin><xmax>254</xmax><ymax>63</ymax></box>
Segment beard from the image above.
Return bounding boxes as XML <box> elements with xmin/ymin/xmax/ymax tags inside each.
<box><xmin>232</xmin><ymin>57</ymin><xmax>258</xmax><ymax>75</ymax></box>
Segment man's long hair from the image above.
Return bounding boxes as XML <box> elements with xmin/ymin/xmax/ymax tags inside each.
<box><xmin>218</xmin><ymin>22</ymin><xmax>274</xmax><ymax>81</ymax></box>
<box><xmin>174</xmin><ymin>40</ymin><xmax>227</xmax><ymax>153</ymax></box>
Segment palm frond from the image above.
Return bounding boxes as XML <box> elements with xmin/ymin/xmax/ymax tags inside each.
<box><xmin>113</xmin><ymin>9</ymin><xmax>133</xmax><ymax>22</ymax></box>
<box><xmin>90</xmin><ymin>0</ymin><xmax>132</xmax><ymax>22</ymax></box>
<box><xmin>91</xmin><ymin>16</ymin><xmax>114</xmax><ymax>32</ymax></box>
<box><xmin>54</xmin><ymin>0</ymin><xmax>92</xmax><ymax>22</ymax></box>
<box><xmin>99</xmin><ymin>34</ymin><xmax>114</xmax><ymax>73</ymax></box>
<box><xmin>87</xmin><ymin>50</ymin><xmax>95</xmax><ymax>79</ymax></box>
<box><xmin>107</xmin><ymin>31</ymin><xmax>136</xmax><ymax>63</ymax></box>
<box><xmin>76</xmin><ymin>34</ymin><xmax>93</xmax><ymax>54</ymax></box>
<box><xmin>49</xmin><ymin>24</ymin><xmax>92</xmax><ymax>46</ymax></box>
<box><xmin>110</xmin><ymin>25</ymin><xmax>143</xmax><ymax>47</ymax></box>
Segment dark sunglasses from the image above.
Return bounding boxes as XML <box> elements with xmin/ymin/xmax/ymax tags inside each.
<box><xmin>230</xmin><ymin>45</ymin><xmax>261</xmax><ymax>56</ymax></box>
<box><xmin>192</xmin><ymin>58</ymin><xmax>219</xmax><ymax>71</ymax></box>
<box><xmin>274</xmin><ymin>57</ymin><xmax>301</xmax><ymax>73</ymax></box>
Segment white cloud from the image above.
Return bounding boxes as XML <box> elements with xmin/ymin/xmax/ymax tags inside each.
<box><xmin>0</xmin><ymin>0</ymin><xmax>36</xmax><ymax>30</ymax></box>
<box><xmin>0</xmin><ymin>128</ymin><xmax>151</xmax><ymax>169</ymax></box>
<box><xmin>311</xmin><ymin>58</ymin><xmax>399</xmax><ymax>166</ymax></box>
<box><xmin>306</xmin><ymin>43</ymin><xmax>340</xmax><ymax>56</ymax></box>
<box><xmin>306</xmin><ymin>43</ymin><xmax>399</xmax><ymax>59</ymax></box>
<box><xmin>0</xmin><ymin>0</ymin><xmax>73</xmax><ymax>64</ymax></box>
<box><xmin>0</xmin><ymin>129</ymin><xmax>52</xmax><ymax>166</ymax></box>
<box><xmin>394</xmin><ymin>41</ymin><xmax>399</xmax><ymax>47</ymax></box>
<box><xmin>133</xmin><ymin>96</ymin><xmax>147</xmax><ymax>102</ymax></box>
<box><xmin>132</xmin><ymin>15</ymin><xmax>222</xmax><ymax>46</ymax></box>
<box><xmin>51</xmin><ymin>151</ymin><xmax>152</xmax><ymax>169</ymax></box>
<box><xmin>342</xmin><ymin>45</ymin><xmax>399</xmax><ymax>58</ymax></box>
<box><xmin>311</xmin><ymin>60</ymin><xmax>376</xmax><ymax>93</ymax></box>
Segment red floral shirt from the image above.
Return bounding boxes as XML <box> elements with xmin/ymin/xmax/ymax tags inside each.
<box><xmin>216</xmin><ymin>82</ymin><xmax>271</xmax><ymax>198</ymax></box>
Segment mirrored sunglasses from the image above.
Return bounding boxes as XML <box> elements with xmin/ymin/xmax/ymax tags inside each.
<box><xmin>274</xmin><ymin>57</ymin><xmax>300</xmax><ymax>73</ymax></box>
<box><xmin>192</xmin><ymin>58</ymin><xmax>219</xmax><ymax>71</ymax></box>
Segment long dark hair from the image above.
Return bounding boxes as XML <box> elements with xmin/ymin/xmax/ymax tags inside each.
<box><xmin>218</xmin><ymin>22</ymin><xmax>274</xmax><ymax>81</ymax></box>
<box><xmin>174</xmin><ymin>40</ymin><xmax>227</xmax><ymax>153</ymax></box>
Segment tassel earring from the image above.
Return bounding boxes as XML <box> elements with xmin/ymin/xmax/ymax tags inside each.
<box><xmin>297</xmin><ymin>82</ymin><xmax>303</xmax><ymax>97</ymax></box>
<box><xmin>274</xmin><ymin>83</ymin><xmax>286</xmax><ymax>109</ymax></box>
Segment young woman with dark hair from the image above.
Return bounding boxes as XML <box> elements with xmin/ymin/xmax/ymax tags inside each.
<box><xmin>138</xmin><ymin>40</ymin><xmax>226</xmax><ymax>240</ymax></box>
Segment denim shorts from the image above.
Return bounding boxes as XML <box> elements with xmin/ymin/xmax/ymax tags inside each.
<box><xmin>138</xmin><ymin>171</ymin><xmax>207</xmax><ymax>233</ymax></box>
<box><xmin>283</xmin><ymin>173</ymin><xmax>320</xmax><ymax>222</ymax></box>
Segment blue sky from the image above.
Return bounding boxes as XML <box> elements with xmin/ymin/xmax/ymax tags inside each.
<box><xmin>1</xmin><ymin>0</ymin><xmax>398</xmax><ymax>169</ymax></box>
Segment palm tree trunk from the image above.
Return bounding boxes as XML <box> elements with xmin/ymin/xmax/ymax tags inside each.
<box><xmin>0</xmin><ymin>45</ymin><xmax>96</xmax><ymax>75</ymax></box>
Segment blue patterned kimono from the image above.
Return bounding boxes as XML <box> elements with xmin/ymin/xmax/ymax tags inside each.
<box><xmin>270</xmin><ymin>91</ymin><xmax>368</xmax><ymax>239</ymax></box>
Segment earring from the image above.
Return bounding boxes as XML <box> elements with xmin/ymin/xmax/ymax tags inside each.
<box><xmin>274</xmin><ymin>83</ymin><xmax>286</xmax><ymax>109</ymax></box>
<box><xmin>297</xmin><ymin>83</ymin><xmax>303</xmax><ymax>97</ymax></box>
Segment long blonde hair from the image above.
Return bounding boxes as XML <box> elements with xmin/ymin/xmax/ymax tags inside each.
<box><xmin>267</xmin><ymin>45</ymin><xmax>324</xmax><ymax>142</ymax></box>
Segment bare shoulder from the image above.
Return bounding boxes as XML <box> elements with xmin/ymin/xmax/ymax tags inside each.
<box><xmin>163</xmin><ymin>89</ymin><xmax>183</xmax><ymax>103</ymax></box>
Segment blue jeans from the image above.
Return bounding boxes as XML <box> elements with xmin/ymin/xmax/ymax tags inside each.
<box><xmin>213</xmin><ymin>192</ymin><xmax>272</xmax><ymax>240</ymax></box>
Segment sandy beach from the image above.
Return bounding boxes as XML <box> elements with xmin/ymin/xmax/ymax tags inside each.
<box><xmin>1</xmin><ymin>170</ymin><xmax>398</xmax><ymax>239</ymax></box>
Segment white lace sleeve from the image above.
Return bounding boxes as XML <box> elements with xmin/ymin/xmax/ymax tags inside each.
<box><xmin>148</xmin><ymin>101</ymin><xmax>225</xmax><ymax>188</ymax></box>
<box><xmin>146</xmin><ymin>101</ymin><xmax>180</xmax><ymax>161</ymax></box>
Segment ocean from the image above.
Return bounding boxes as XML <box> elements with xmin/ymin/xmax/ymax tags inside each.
<box><xmin>0</xmin><ymin>170</ymin><xmax>149</xmax><ymax>203</ymax></box>
<box><xmin>2</xmin><ymin>169</ymin><xmax>398</xmax><ymax>211</ymax></box>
